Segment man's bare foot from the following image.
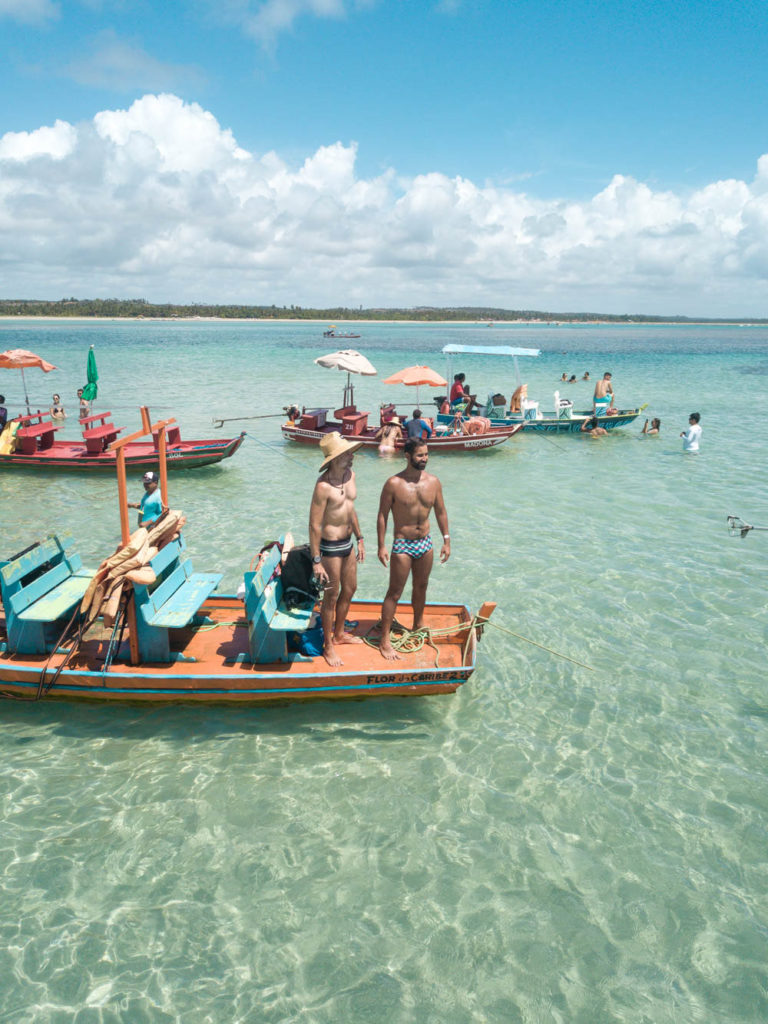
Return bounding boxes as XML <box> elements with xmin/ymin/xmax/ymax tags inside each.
<box><xmin>379</xmin><ymin>640</ymin><xmax>401</xmax><ymax>661</ymax></box>
<box><xmin>323</xmin><ymin>644</ymin><xmax>343</xmax><ymax>667</ymax></box>
<box><xmin>334</xmin><ymin>632</ymin><xmax>363</xmax><ymax>645</ymax></box>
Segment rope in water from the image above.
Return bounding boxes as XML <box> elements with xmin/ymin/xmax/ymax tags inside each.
<box><xmin>482</xmin><ymin>618</ymin><xmax>594</xmax><ymax>670</ymax></box>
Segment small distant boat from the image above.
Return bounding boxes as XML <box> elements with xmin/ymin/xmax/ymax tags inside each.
<box><xmin>323</xmin><ymin>327</ymin><xmax>361</xmax><ymax>339</ymax></box>
<box><xmin>0</xmin><ymin>407</ymin><xmax>245</xmax><ymax>471</ymax></box>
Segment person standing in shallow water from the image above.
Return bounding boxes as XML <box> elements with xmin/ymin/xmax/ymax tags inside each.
<box><xmin>376</xmin><ymin>439</ymin><xmax>450</xmax><ymax>661</ymax></box>
<box><xmin>681</xmin><ymin>412</ymin><xmax>702</xmax><ymax>452</ymax></box>
<box><xmin>309</xmin><ymin>432</ymin><xmax>365</xmax><ymax>668</ymax></box>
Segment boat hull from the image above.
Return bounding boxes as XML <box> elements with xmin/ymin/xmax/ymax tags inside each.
<box><xmin>0</xmin><ymin>433</ymin><xmax>245</xmax><ymax>471</ymax></box>
<box><xmin>282</xmin><ymin>420</ymin><xmax>522</xmax><ymax>452</ymax></box>
<box><xmin>0</xmin><ymin>597</ymin><xmax>479</xmax><ymax>704</ymax></box>
<box><xmin>437</xmin><ymin>409</ymin><xmax>641</xmax><ymax>434</ymax></box>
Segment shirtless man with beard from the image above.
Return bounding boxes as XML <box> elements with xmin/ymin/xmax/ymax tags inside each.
<box><xmin>376</xmin><ymin>439</ymin><xmax>450</xmax><ymax>661</ymax></box>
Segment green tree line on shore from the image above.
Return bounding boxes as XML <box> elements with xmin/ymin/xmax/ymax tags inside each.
<box><xmin>0</xmin><ymin>298</ymin><xmax>765</xmax><ymax>324</ymax></box>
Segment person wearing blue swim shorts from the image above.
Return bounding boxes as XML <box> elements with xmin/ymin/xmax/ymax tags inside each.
<box><xmin>376</xmin><ymin>438</ymin><xmax>451</xmax><ymax>661</ymax></box>
<box><xmin>593</xmin><ymin>371</ymin><xmax>614</xmax><ymax>415</ymax></box>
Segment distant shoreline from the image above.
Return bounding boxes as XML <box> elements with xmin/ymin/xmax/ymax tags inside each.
<box><xmin>1</xmin><ymin>316</ymin><xmax>764</xmax><ymax>327</ymax></box>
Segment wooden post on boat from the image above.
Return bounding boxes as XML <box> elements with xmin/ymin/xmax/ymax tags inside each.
<box><xmin>461</xmin><ymin>601</ymin><xmax>497</xmax><ymax>664</ymax></box>
<box><xmin>157</xmin><ymin>425</ymin><xmax>168</xmax><ymax>508</ymax></box>
<box><xmin>109</xmin><ymin>414</ymin><xmax>177</xmax><ymax>665</ymax></box>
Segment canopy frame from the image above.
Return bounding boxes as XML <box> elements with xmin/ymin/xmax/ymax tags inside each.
<box><xmin>441</xmin><ymin>343</ymin><xmax>540</xmax><ymax>390</ymax></box>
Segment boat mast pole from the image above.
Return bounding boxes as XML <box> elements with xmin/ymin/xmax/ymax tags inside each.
<box><xmin>20</xmin><ymin>366</ymin><xmax>31</xmax><ymax>415</ymax></box>
<box><xmin>109</xmin><ymin>414</ymin><xmax>175</xmax><ymax>666</ymax></box>
<box><xmin>115</xmin><ymin>444</ymin><xmax>140</xmax><ymax>663</ymax></box>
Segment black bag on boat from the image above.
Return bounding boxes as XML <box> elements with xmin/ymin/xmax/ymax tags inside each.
<box><xmin>281</xmin><ymin>545</ymin><xmax>324</xmax><ymax>609</ymax></box>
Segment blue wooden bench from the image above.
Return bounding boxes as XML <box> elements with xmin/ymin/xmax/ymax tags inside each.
<box><xmin>243</xmin><ymin>541</ymin><xmax>316</xmax><ymax>663</ymax></box>
<box><xmin>0</xmin><ymin>534</ymin><xmax>94</xmax><ymax>655</ymax></box>
<box><xmin>132</xmin><ymin>535</ymin><xmax>222</xmax><ymax>662</ymax></box>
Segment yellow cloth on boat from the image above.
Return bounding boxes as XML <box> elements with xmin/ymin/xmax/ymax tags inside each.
<box><xmin>0</xmin><ymin>421</ymin><xmax>19</xmax><ymax>455</ymax></box>
<box><xmin>79</xmin><ymin>511</ymin><xmax>186</xmax><ymax>625</ymax></box>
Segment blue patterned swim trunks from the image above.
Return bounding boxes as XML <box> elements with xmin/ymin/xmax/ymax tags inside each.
<box><xmin>391</xmin><ymin>535</ymin><xmax>433</xmax><ymax>559</ymax></box>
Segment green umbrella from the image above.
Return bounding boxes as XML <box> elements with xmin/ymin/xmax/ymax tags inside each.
<box><xmin>81</xmin><ymin>345</ymin><xmax>98</xmax><ymax>401</ymax></box>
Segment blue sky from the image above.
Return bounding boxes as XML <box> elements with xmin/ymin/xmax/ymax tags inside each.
<box><xmin>1</xmin><ymin>0</ymin><xmax>768</xmax><ymax>315</ymax></box>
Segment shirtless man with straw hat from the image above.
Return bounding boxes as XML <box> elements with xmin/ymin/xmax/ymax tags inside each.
<box><xmin>309</xmin><ymin>431</ymin><xmax>365</xmax><ymax>667</ymax></box>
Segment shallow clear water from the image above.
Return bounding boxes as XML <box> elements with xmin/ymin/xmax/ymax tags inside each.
<box><xmin>1</xmin><ymin>320</ymin><xmax>767</xmax><ymax>1022</ymax></box>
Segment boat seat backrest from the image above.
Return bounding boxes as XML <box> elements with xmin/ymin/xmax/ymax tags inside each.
<box><xmin>131</xmin><ymin>535</ymin><xmax>222</xmax><ymax>662</ymax></box>
<box><xmin>0</xmin><ymin>533</ymin><xmax>93</xmax><ymax>655</ymax></box>
<box><xmin>242</xmin><ymin>538</ymin><xmax>314</xmax><ymax>664</ymax></box>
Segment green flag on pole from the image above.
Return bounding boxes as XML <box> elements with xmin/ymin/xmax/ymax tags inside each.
<box><xmin>81</xmin><ymin>345</ymin><xmax>98</xmax><ymax>401</ymax></box>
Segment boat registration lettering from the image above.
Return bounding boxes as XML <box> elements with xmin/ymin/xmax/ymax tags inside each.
<box><xmin>366</xmin><ymin>671</ymin><xmax>454</xmax><ymax>685</ymax></box>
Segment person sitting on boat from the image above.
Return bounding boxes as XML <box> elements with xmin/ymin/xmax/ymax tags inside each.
<box><xmin>309</xmin><ymin>432</ymin><xmax>365</xmax><ymax>667</ymax></box>
<box><xmin>404</xmin><ymin>409</ymin><xmax>433</xmax><ymax>441</ymax></box>
<box><xmin>509</xmin><ymin>384</ymin><xmax>527</xmax><ymax>413</ymax></box>
<box><xmin>446</xmin><ymin>411</ymin><xmax>468</xmax><ymax>435</ymax></box>
<box><xmin>0</xmin><ymin>395</ymin><xmax>7</xmax><ymax>432</ymax></box>
<box><xmin>50</xmin><ymin>393</ymin><xmax>66</xmax><ymax>420</ymax></box>
<box><xmin>642</xmin><ymin>417</ymin><xmax>660</xmax><ymax>435</ymax></box>
<box><xmin>375</xmin><ymin>417</ymin><xmax>403</xmax><ymax>456</ymax></box>
<box><xmin>593</xmin><ymin>372</ymin><xmax>614</xmax><ymax>415</ymax></box>
<box><xmin>581</xmin><ymin>417</ymin><xmax>607</xmax><ymax>437</ymax></box>
<box><xmin>128</xmin><ymin>471</ymin><xmax>164</xmax><ymax>527</ymax></box>
<box><xmin>449</xmin><ymin>373</ymin><xmax>476</xmax><ymax>412</ymax></box>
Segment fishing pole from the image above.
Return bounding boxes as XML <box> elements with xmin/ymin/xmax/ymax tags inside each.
<box><xmin>212</xmin><ymin>412</ymin><xmax>287</xmax><ymax>428</ymax></box>
<box><xmin>727</xmin><ymin>514</ymin><xmax>768</xmax><ymax>539</ymax></box>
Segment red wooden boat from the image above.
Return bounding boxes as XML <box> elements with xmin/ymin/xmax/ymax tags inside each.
<box><xmin>0</xmin><ymin>415</ymin><xmax>496</xmax><ymax>705</ymax></box>
<box><xmin>0</xmin><ymin>407</ymin><xmax>244</xmax><ymax>471</ymax></box>
<box><xmin>282</xmin><ymin>404</ymin><xmax>524</xmax><ymax>452</ymax></box>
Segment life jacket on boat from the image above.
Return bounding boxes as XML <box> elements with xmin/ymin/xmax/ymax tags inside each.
<box><xmin>466</xmin><ymin>417</ymin><xmax>490</xmax><ymax>435</ymax></box>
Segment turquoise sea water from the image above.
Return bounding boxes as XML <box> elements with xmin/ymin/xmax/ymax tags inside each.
<box><xmin>1</xmin><ymin>319</ymin><xmax>767</xmax><ymax>1023</ymax></box>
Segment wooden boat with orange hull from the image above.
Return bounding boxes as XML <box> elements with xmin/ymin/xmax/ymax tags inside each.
<box><xmin>282</xmin><ymin>405</ymin><xmax>523</xmax><ymax>453</ymax></box>
<box><xmin>0</xmin><ymin>407</ymin><xmax>244</xmax><ymax>471</ymax></box>
<box><xmin>0</xmin><ymin>414</ymin><xmax>495</xmax><ymax>705</ymax></box>
<box><xmin>0</xmin><ymin>595</ymin><xmax>488</xmax><ymax>704</ymax></box>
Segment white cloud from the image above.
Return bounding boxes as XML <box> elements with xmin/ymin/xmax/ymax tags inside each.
<box><xmin>0</xmin><ymin>120</ymin><xmax>76</xmax><ymax>162</ymax></box>
<box><xmin>0</xmin><ymin>0</ymin><xmax>59</xmax><ymax>24</ymax></box>
<box><xmin>209</xmin><ymin>0</ymin><xmax>372</xmax><ymax>45</ymax></box>
<box><xmin>0</xmin><ymin>93</ymin><xmax>767</xmax><ymax>316</ymax></box>
<box><xmin>65</xmin><ymin>31</ymin><xmax>205</xmax><ymax>93</ymax></box>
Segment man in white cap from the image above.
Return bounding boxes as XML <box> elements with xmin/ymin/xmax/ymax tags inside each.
<box><xmin>128</xmin><ymin>471</ymin><xmax>164</xmax><ymax>527</ymax></box>
<box><xmin>309</xmin><ymin>431</ymin><xmax>365</xmax><ymax>667</ymax></box>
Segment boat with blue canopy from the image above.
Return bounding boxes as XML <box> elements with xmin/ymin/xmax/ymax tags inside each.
<box><xmin>435</xmin><ymin>344</ymin><xmax>644</xmax><ymax>434</ymax></box>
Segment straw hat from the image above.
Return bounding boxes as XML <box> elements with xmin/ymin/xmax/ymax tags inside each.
<box><xmin>319</xmin><ymin>431</ymin><xmax>363</xmax><ymax>470</ymax></box>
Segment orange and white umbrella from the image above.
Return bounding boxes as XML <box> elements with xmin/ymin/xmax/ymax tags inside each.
<box><xmin>0</xmin><ymin>348</ymin><xmax>57</xmax><ymax>414</ymax></box>
<box><xmin>383</xmin><ymin>364</ymin><xmax>447</xmax><ymax>407</ymax></box>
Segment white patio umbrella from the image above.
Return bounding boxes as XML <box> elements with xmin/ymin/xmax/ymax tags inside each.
<box><xmin>314</xmin><ymin>349</ymin><xmax>377</xmax><ymax>407</ymax></box>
